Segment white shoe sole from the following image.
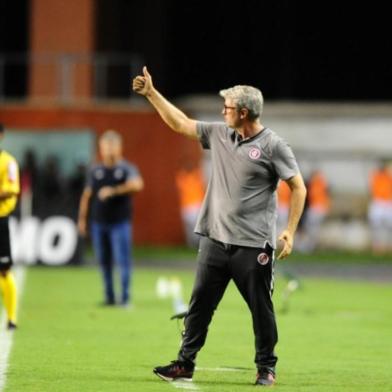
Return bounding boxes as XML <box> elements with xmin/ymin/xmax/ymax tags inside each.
<box><xmin>155</xmin><ymin>372</ymin><xmax>193</xmax><ymax>382</ymax></box>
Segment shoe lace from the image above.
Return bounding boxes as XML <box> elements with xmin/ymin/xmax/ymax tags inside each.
<box><xmin>170</xmin><ymin>360</ymin><xmax>193</xmax><ymax>372</ymax></box>
<box><xmin>170</xmin><ymin>360</ymin><xmax>182</xmax><ymax>371</ymax></box>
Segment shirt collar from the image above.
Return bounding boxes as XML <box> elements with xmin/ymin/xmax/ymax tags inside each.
<box><xmin>230</xmin><ymin>127</ymin><xmax>270</xmax><ymax>145</ymax></box>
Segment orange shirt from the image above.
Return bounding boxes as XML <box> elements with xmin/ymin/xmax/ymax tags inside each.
<box><xmin>370</xmin><ymin>170</ymin><xmax>392</xmax><ymax>201</ymax></box>
<box><xmin>307</xmin><ymin>172</ymin><xmax>330</xmax><ymax>211</ymax></box>
<box><xmin>175</xmin><ymin>168</ymin><xmax>205</xmax><ymax>209</ymax></box>
<box><xmin>277</xmin><ymin>180</ymin><xmax>291</xmax><ymax>208</ymax></box>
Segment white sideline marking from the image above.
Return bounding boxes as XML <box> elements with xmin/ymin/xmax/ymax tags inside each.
<box><xmin>196</xmin><ymin>367</ymin><xmax>247</xmax><ymax>372</ymax></box>
<box><xmin>163</xmin><ymin>366</ymin><xmax>248</xmax><ymax>391</ymax></box>
<box><xmin>169</xmin><ymin>367</ymin><xmax>248</xmax><ymax>391</ymax></box>
<box><xmin>172</xmin><ymin>380</ymin><xmax>200</xmax><ymax>390</ymax></box>
<box><xmin>0</xmin><ymin>267</ymin><xmax>26</xmax><ymax>391</ymax></box>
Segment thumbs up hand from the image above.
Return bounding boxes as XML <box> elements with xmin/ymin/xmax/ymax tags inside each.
<box><xmin>132</xmin><ymin>66</ymin><xmax>154</xmax><ymax>96</ymax></box>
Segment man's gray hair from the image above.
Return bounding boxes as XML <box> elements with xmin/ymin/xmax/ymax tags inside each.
<box><xmin>100</xmin><ymin>129</ymin><xmax>122</xmax><ymax>143</ymax></box>
<box><xmin>219</xmin><ymin>85</ymin><xmax>263</xmax><ymax>120</ymax></box>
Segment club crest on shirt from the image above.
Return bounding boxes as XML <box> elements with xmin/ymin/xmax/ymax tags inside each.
<box><xmin>114</xmin><ymin>168</ymin><xmax>124</xmax><ymax>179</ymax></box>
<box><xmin>7</xmin><ymin>161</ymin><xmax>18</xmax><ymax>182</ymax></box>
<box><xmin>95</xmin><ymin>169</ymin><xmax>104</xmax><ymax>180</ymax></box>
<box><xmin>248</xmin><ymin>147</ymin><xmax>261</xmax><ymax>160</ymax></box>
<box><xmin>257</xmin><ymin>252</ymin><xmax>269</xmax><ymax>266</ymax></box>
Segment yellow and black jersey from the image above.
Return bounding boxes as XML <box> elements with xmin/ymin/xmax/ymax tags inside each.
<box><xmin>0</xmin><ymin>150</ymin><xmax>20</xmax><ymax>217</ymax></box>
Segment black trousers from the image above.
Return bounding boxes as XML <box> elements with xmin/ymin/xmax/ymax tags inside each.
<box><xmin>0</xmin><ymin>216</ymin><xmax>12</xmax><ymax>272</ymax></box>
<box><xmin>178</xmin><ymin>236</ymin><xmax>278</xmax><ymax>369</ymax></box>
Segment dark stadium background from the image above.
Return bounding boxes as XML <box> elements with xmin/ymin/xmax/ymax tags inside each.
<box><xmin>1</xmin><ymin>0</ymin><xmax>391</xmax><ymax>100</ymax></box>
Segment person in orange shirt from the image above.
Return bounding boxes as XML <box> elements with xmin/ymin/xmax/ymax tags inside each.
<box><xmin>175</xmin><ymin>160</ymin><xmax>205</xmax><ymax>248</ymax></box>
<box><xmin>302</xmin><ymin>170</ymin><xmax>330</xmax><ymax>252</ymax></box>
<box><xmin>368</xmin><ymin>160</ymin><xmax>392</xmax><ymax>254</ymax></box>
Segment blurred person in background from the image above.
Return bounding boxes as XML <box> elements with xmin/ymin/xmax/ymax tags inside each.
<box><xmin>78</xmin><ymin>130</ymin><xmax>144</xmax><ymax>307</ymax></box>
<box><xmin>20</xmin><ymin>149</ymin><xmax>39</xmax><ymax>217</ymax></box>
<box><xmin>368</xmin><ymin>160</ymin><xmax>392</xmax><ymax>254</ymax></box>
<box><xmin>0</xmin><ymin>124</ymin><xmax>20</xmax><ymax>330</ymax></box>
<box><xmin>133</xmin><ymin>67</ymin><xmax>306</xmax><ymax>387</ymax></box>
<box><xmin>67</xmin><ymin>162</ymin><xmax>88</xmax><ymax>216</ymax></box>
<box><xmin>300</xmin><ymin>170</ymin><xmax>330</xmax><ymax>252</ymax></box>
<box><xmin>175</xmin><ymin>157</ymin><xmax>205</xmax><ymax>248</ymax></box>
<box><xmin>39</xmin><ymin>155</ymin><xmax>64</xmax><ymax>217</ymax></box>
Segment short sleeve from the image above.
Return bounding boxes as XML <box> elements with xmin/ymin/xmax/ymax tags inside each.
<box><xmin>125</xmin><ymin>163</ymin><xmax>141</xmax><ymax>180</ymax></box>
<box><xmin>7</xmin><ymin>160</ymin><xmax>18</xmax><ymax>183</ymax></box>
<box><xmin>272</xmin><ymin>140</ymin><xmax>299</xmax><ymax>180</ymax></box>
<box><xmin>196</xmin><ymin>121</ymin><xmax>214</xmax><ymax>149</ymax></box>
<box><xmin>85</xmin><ymin>166</ymin><xmax>94</xmax><ymax>188</ymax></box>
<box><xmin>5</xmin><ymin>159</ymin><xmax>20</xmax><ymax>193</ymax></box>
<box><xmin>196</xmin><ymin>121</ymin><xmax>228</xmax><ymax>150</ymax></box>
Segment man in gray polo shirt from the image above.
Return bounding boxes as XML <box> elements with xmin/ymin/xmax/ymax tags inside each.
<box><xmin>133</xmin><ymin>67</ymin><xmax>306</xmax><ymax>387</ymax></box>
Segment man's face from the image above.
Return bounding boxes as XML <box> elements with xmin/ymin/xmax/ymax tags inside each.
<box><xmin>222</xmin><ymin>98</ymin><xmax>240</xmax><ymax>128</ymax></box>
<box><xmin>99</xmin><ymin>139</ymin><xmax>122</xmax><ymax>160</ymax></box>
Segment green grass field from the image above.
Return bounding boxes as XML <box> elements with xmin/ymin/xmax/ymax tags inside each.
<box><xmin>2</xmin><ymin>265</ymin><xmax>392</xmax><ymax>391</ymax></box>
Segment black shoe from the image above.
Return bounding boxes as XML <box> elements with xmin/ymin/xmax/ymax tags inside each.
<box><xmin>7</xmin><ymin>321</ymin><xmax>17</xmax><ymax>330</ymax></box>
<box><xmin>153</xmin><ymin>360</ymin><xmax>194</xmax><ymax>382</ymax></box>
<box><xmin>255</xmin><ymin>368</ymin><xmax>276</xmax><ymax>386</ymax></box>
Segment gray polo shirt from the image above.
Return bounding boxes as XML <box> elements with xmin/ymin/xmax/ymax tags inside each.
<box><xmin>195</xmin><ymin>121</ymin><xmax>299</xmax><ymax>248</ymax></box>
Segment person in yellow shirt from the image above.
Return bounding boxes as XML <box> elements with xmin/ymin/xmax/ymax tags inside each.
<box><xmin>0</xmin><ymin>124</ymin><xmax>20</xmax><ymax>330</ymax></box>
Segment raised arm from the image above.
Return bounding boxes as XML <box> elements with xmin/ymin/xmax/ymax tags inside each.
<box><xmin>132</xmin><ymin>67</ymin><xmax>198</xmax><ymax>139</ymax></box>
<box><xmin>277</xmin><ymin>173</ymin><xmax>307</xmax><ymax>260</ymax></box>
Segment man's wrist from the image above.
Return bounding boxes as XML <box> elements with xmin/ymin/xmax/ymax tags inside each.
<box><xmin>286</xmin><ymin>227</ymin><xmax>295</xmax><ymax>236</ymax></box>
<box><xmin>146</xmin><ymin>87</ymin><xmax>157</xmax><ymax>100</ymax></box>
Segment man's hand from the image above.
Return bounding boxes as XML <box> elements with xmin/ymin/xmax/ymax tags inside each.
<box><xmin>132</xmin><ymin>66</ymin><xmax>154</xmax><ymax>96</ymax></box>
<box><xmin>277</xmin><ymin>229</ymin><xmax>294</xmax><ymax>260</ymax></box>
<box><xmin>78</xmin><ymin>219</ymin><xmax>87</xmax><ymax>237</ymax></box>
<box><xmin>0</xmin><ymin>190</ymin><xmax>18</xmax><ymax>201</ymax></box>
<box><xmin>98</xmin><ymin>186</ymin><xmax>116</xmax><ymax>201</ymax></box>
<box><xmin>131</xmin><ymin>66</ymin><xmax>198</xmax><ymax>139</ymax></box>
